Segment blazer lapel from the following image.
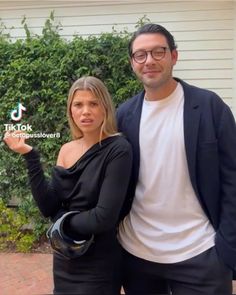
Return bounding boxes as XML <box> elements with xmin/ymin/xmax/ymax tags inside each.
<box><xmin>125</xmin><ymin>91</ymin><xmax>144</xmax><ymax>182</ymax></box>
<box><xmin>183</xmin><ymin>84</ymin><xmax>201</xmax><ymax>194</ymax></box>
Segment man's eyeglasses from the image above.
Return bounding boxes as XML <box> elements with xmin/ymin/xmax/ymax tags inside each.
<box><xmin>132</xmin><ymin>47</ymin><xmax>169</xmax><ymax>64</ymax></box>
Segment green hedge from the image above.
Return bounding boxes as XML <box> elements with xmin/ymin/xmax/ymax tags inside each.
<box><xmin>0</xmin><ymin>15</ymin><xmax>144</xmax><ymax>250</ymax></box>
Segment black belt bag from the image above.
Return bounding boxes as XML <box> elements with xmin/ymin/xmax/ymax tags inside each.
<box><xmin>46</xmin><ymin>211</ymin><xmax>94</xmax><ymax>259</ymax></box>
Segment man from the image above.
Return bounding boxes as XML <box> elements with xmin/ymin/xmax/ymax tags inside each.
<box><xmin>117</xmin><ymin>23</ymin><xmax>236</xmax><ymax>295</ymax></box>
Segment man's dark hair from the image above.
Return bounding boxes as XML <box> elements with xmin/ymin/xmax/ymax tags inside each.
<box><xmin>128</xmin><ymin>23</ymin><xmax>177</xmax><ymax>57</ymax></box>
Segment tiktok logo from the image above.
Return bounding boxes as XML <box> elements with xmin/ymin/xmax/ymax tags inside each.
<box><xmin>4</xmin><ymin>102</ymin><xmax>32</xmax><ymax>132</ymax></box>
<box><xmin>10</xmin><ymin>102</ymin><xmax>26</xmax><ymax>121</ymax></box>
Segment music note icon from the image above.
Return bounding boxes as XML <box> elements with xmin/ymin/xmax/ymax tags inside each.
<box><xmin>10</xmin><ymin>102</ymin><xmax>27</xmax><ymax>121</ymax></box>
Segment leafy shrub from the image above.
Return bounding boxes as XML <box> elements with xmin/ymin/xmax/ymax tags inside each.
<box><xmin>0</xmin><ymin>199</ymin><xmax>39</xmax><ymax>252</ymax></box>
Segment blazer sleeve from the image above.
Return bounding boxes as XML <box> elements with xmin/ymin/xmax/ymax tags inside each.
<box><xmin>215</xmin><ymin>104</ymin><xmax>236</xmax><ymax>269</ymax></box>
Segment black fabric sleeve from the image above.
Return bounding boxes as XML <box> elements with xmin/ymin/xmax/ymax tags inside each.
<box><xmin>215</xmin><ymin>104</ymin><xmax>236</xmax><ymax>269</ymax></box>
<box><xmin>23</xmin><ymin>149</ymin><xmax>62</xmax><ymax>219</ymax></box>
<box><xmin>68</xmin><ymin>142</ymin><xmax>133</xmax><ymax>236</ymax></box>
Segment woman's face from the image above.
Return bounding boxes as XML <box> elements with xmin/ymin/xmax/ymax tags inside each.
<box><xmin>70</xmin><ymin>89</ymin><xmax>105</xmax><ymax>138</ymax></box>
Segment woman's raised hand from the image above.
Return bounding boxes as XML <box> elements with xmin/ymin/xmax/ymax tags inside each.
<box><xmin>3</xmin><ymin>131</ymin><xmax>33</xmax><ymax>154</ymax></box>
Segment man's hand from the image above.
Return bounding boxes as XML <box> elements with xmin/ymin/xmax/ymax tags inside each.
<box><xmin>3</xmin><ymin>131</ymin><xmax>33</xmax><ymax>155</ymax></box>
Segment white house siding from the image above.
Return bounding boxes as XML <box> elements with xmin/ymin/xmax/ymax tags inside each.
<box><xmin>0</xmin><ymin>0</ymin><xmax>235</xmax><ymax>116</ymax></box>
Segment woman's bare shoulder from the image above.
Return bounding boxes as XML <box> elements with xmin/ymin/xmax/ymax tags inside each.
<box><xmin>61</xmin><ymin>140</ymin><xmax>80</xmax><ymax>152</ymax></box>
<box><xmin>57</xmin><ymin>139</ymin><xmax>82</xmax><ymax>168</ymax></box>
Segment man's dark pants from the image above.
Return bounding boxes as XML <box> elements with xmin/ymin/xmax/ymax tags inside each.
<box><xmin>122</xmin><ymin>247</ymin><xmax>232</xmax><ymax>295</ymax></box>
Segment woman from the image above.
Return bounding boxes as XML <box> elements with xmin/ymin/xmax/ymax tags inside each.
<box><xmin>4</xmin><ymin>76</ymin><xmax>132</xmax><ymax>295</ymax></box>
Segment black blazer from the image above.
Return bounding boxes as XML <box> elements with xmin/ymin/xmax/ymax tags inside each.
<box><xmin>117</xmin><ymin>78</ymin><xmax>236</xmax><ymax>271</ymax></box>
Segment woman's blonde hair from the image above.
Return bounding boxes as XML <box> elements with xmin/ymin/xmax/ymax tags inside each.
<box><xmin>67</xmin><ymin>76</ymin><xmax>117</xmax><ymax>140</ymax></box>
